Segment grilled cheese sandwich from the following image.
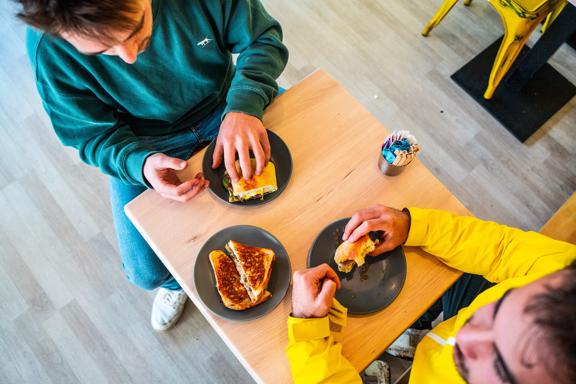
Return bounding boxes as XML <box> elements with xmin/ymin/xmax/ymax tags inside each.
<box><xmin>209</xmin><ymin>241</ymin><xmax>275</xmax><ymax>310</ymax></box>
<box><xmin>223</xmin><ymin>160</ymin><xmax>277</xmax><ymax>202</ymax></box>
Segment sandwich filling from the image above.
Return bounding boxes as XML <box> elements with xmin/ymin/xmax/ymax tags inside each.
<box><xmin>209</xmin><ymin>241</ymin><xmax>275</xmax><ymax>310</ymax></box>
<box><xmin>223</xmin><ymin>160</ymin><xmax>277</xmax><ymax>202</ymax></box>
<box><xmin>334</xmin><ymin>234</ymin><xmax>377</xmax><ymax>273</ymax></box>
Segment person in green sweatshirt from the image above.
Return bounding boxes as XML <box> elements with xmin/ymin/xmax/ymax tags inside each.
<box><xmin>19</xmin><ymin>0</ymin><xmax>288</xmax><ymax>331</ymax></box>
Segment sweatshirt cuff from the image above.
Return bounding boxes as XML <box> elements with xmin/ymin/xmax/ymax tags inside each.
<box><xmin>125</xmin><ymin>148</ymin><xmax>159</xmax><ymax>187</ymax></box>
<box><xmin>287</xmin><ymin>316</ymin><xmax>331</xmax><ymax>343</ymax></box>
<box><xmin>224</xmin><ymin>88</ymin><xmax>269</xmax><ymax>120</ymax></box>
<box><xmin>405</xmin><ymin>207</ymin><xmax>429</xmax><ymax>246</ymax></box>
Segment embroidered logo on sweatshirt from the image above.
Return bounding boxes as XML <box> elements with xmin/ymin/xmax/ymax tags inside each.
<box><xmin>197</xmin><ymin>37</ymin><xmax>212</xmax><ymax>48</ymax></box>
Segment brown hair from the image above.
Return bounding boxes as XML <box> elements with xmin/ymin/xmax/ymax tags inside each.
<box><xmin>16</xmin><ymin>0</ymin><xmax>142</xmax><ymax>44</ymax></box>
<box><xmin>524</xmin><ymin>260</ymin><xmax>576</xmax><ymax>384</ymax></box>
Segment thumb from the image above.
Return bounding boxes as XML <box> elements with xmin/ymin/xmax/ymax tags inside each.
<box><xmin>369</xmin><ymin>241</ymin><xmax>395</xmax><ymax>256</ymax></box>
<box><xmin>317</xmin><ymin>279</ymin><xmax>337</xmax><ymax>304</ymax></box>
<box><xmin>155</xmin><ymin>154</ymin><xmax>187</xmax><ymax>170</ymax></box>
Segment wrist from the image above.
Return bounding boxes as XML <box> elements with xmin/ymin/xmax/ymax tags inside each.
<box><xmin>291</xmin><ymin>307</ymin><xmax>329</xmax><ymax>319</ymax></box>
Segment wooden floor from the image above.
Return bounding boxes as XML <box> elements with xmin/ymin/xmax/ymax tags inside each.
<box><xmin>0</xmin><ymin>1</ymin><xmax>574</xmax><ymax>383</ymax></box>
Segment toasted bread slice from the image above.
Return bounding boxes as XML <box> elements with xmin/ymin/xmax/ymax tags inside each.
<box><xmin>226</xmin><ymin>240</ymin><xmax>275</xmax><ymax>301</ymax></box>
<box><xmin>228</xmin><ymin>160</ymin><xmax>277</xmax><ymax>202</ymax></box>
<box><xmin>334</xmin><ymin>234</ymin><xmax>376</xmax><ymax>273</ymax></box>
<box><xmin>209</xmin><ymin>250</ymin><xmax>254</xmax><ymax>310</ymax></box>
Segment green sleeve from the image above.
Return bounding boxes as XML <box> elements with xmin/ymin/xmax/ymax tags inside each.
<box><xmin>405</xmin><ymin>208</ymin><xmax>576</xmax><ymax>283</ymax></box>
<box><xmin>222</xmin><ymin>0</ymin><xmax>289</xmax><ymax>119</ymax></box>
<box><xmin>29</xmin><ymin>32</ymin><xmax>156</xmax><ymax>186</ymax></box>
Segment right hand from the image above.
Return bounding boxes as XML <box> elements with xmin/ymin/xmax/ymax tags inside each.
<box><xmin>342</xmin><ymin>205</ymin><xmax>411</xmax><ymax>255</ymax></box>
<box><xmin>291</xmin><ymin>264</ymin><xmax>341</xmax><ymax>318</ymax></box>
<box><xmin>143</xmin><ymin>153</ymin><xmax>208</xmax><ymax>202</ymax></box>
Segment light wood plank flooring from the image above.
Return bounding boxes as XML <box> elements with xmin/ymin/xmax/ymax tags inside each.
<box><xmin>1</xmin><ymin>1</ymin><xmax>574</xmax><ymax>383</ymax></box>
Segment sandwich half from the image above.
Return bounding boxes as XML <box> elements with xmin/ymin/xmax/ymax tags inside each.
<box><xmin>334</xmin><ymin>234</ymin><xmax>376</xmax><ymax>273</ymax></box>
<box><xmin>225</xmin><ymin>240</ymin><xmax>275</xmax><ymax>302</ymax></box>
<box><xmin>209</xmin><ymin>250</ymin><xmax>255</xmax><ymax>310</ymax></box>
<box><xmin>223</xmin><ymin>160</ymin><xmax>277</xmax><ymax>202</ymax></box>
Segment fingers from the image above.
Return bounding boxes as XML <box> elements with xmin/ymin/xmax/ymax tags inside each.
<box><xmin>237</xmin><ymin>144</ymin><xmax>253</xmax><ymax>180</ymax></box>
<box><xmin>320</xmin><ymin>264</ymin><xmax>341</xmax><ymax>288</ymax></box>
<box><xmin>260</xmin><ymin>131</ymin><xmax>271</xmax><ymax>163</ymax></box>
<box><xmin>317</xmin><ymin>279</ymin><xmax>337</xmax><ymax>304</ymax></box>
<box><xmin>368</xmin><ymin>238</ymin><xmax>396</xmax><ymax>257</ymax></box>
<box><xmin>224</xmin><ymin>143</ymin><xmax>239</xmax><ymax>181</ymax></box>
<box><xmin>158</xmin><ymin>178</ymin><xmax>209</xmax><ymax>202</ymax></box>
<box><xmin>212</xmin><ymin>139</ymin><xmax>224</xmax><ymax>169</ymax></box>
<box><xmin>310</xmin><ymin>263</ymin><xmax>341</xmax><ymax>288</ymax></box>
<box><xmin>348</xmin><ymin>219</ymin><xmax>384</xmax><ymax>243</ymax></box>
<box><xmin>152</xmin><ymin>153</ymin><xmax>187</xmax><ymax>171</ymax></box>
<box><xmin>343</xmin><ymin>205</ymin><xmax>383</xmax><ymax>241</ymax></box>
<box><xmin>249</xmin><ymin>135</ymin><xmax>266</xmax><ymax>176</ymax></box>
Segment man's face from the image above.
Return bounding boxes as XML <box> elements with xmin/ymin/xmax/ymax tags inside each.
<box><xmin>454</xmin><ymin>273</ymin><xmax>563</xmax><ymax>383</ymax></box>
<box><xmin>61</xmin><ymin>0</ymin><xmax>153</xmax><ymax>64</ymax></box>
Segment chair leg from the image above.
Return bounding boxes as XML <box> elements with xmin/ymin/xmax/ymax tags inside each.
<box><xmin>541</xmin><ymin>1</ymin><xmax>567</xmax><ymax>33</ymax></box>
<box><xmin>464</xmin><ymin>0</ymin><xmax>472</xmax><ymax>6</ymax></box>
<box><xmin>422</xmin><ymin>0</ymin><xmax>460</xmax><ymax>36</ymax></box>
<box><xmin>483</xmin><ymin>6</ymin><xmax>549</xmax><ymax>99</ymax></box>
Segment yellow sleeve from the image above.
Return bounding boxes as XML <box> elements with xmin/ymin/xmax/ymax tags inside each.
<box><xmin>286</xmin><ymin>316</ymin><xmax>361</xmax><ymax>384</ymax></box>
<box><xmin>405</xmin><ymin>208</ymin><xmax>576</xmax><ymax>283</ymax></box>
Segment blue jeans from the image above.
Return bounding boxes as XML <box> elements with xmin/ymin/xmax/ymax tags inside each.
<box><xmin>109</xmin><ymin>101</ymin><xmax>225</xmax><ymax>291</ymax></box>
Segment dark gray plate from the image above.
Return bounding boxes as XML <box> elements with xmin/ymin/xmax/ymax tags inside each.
<box><xmin>194</xmin><ymin>225</ymin><xmax>291</xmax><ymax>321</ymax></box>
<box><xmin>307</xmin><ymin>218</ymin><xmax>407</xmax><ymax>315</ymax></box>
<box><xmin>202</xmin><ymin>129</ymin><xmax>292</xmax><ymax>206</ymax></box>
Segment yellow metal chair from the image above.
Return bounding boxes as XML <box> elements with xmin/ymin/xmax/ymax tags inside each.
<box><xmin>422</xmin><ymin>0</ymin><xmax>567</xmax><ymax>99</ymax></box>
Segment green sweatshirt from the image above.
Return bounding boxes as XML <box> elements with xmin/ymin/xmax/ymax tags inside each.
<box><xmin>26</xmin><ymin>0</ymin><xmax>288</xmax><ymax>186</ymax></box>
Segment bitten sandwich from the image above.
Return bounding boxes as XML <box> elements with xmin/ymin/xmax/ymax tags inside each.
<box><xmin>223</xmin><ymin>160</ymin><xmax>277</xmax><ymax>202</ymax></box>
<box><xmin>334</xmin><ymin>234</ymin><xmax>376</xmax><ymax>273</ymax></box>
<box><xmin>209</xmin><ymin>241</ymin><xmax>275</xmax><ymax>310</ymax></box>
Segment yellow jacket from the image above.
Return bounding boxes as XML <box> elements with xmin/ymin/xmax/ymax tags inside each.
<box><xmin>286</xmin><ymin>208</ymin><xmax>576</xmax><ymax>383</ymax></box>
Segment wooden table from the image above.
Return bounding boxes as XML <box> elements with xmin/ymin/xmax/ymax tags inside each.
<box><xmin>125</xmin><ymin>69</ymin><xmax>468</xmax><ymax>384</ymax></box>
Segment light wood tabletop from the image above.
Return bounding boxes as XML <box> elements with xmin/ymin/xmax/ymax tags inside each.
<box><xmin>125</xmin><ymin>69</ymin><xmax>469</xmax><ymax>384</ymax></box>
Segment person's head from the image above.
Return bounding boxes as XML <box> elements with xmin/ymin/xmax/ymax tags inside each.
<box><xmin>454</xmin><ymin>261</ymin><xmax>576</xmax><ymax>384</ymax></box>
<box><xmin>17</xmin><ymin>0</ymin><xmax>153</xmax><ymax>64</ymax></box>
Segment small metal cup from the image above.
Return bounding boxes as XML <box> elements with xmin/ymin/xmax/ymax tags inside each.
<box><xmin>378</xmin><ymin>153</ymin><xmax>405</xmax><ymax>176</ymax></box>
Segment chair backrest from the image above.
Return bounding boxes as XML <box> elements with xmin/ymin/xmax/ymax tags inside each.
<box><xmin>540</xmin><ymin>193</ymin><xmax>576</xmax><ymax>244</ymax></box>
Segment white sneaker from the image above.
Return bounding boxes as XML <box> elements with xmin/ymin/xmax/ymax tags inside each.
<box><xmin>151</xmin><ymin>288</ymin><xmax>188</xmax><ymax>331</ymax></box>
<box><xmin>361</xmin><ymin>360</ymin><xmax>391</xmax><ymax>384</ymax></box>
<box><xmin>386</xmin><ymin>328</ymin><xmax>429</xmax><ymax>359</ymax></box>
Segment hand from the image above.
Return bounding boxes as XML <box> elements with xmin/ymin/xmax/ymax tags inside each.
<box><xmin>143</xmin><ymin>153</ymin><xmax>209</xmax><ymax>202</ymax></box>
<box><xmin>211</xmin><ymin>112</ymin><xmax>271</xmax><ymax>182</ymax></box>
<box><xmin>342</xmin><ymin>205</ymin><xmax>410</xmax><ymax>255</ymax></box>
<box><xmin>291</xmin><ymin>264</ymin><xmax>341</xmax><ymax>318</ymax></box>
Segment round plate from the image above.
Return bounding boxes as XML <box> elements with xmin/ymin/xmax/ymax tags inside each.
<box><xmin>202</xmin><ymin>129</ymin><xmax>292</xmax><ymax>206</ymax></box>
<box><xmin>307</xmin><ymin>218</ymin><xmax>407</xmax><ymax>315</ymax></box>
<box><xmin>194</xmin><ymin>225</ymin><xmax>292</xmax><ymax>321</ymax></box>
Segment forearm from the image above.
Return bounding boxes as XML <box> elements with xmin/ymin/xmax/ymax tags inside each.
<box><xmin>405</xmin><ymin>207</ymin><xmax>576</xmax><ymax>282</ymax></box>
<box><xmin>224</xmin><ymin>0</ymin><xmax>289</xmax><ymax>119</ymax></box>
<box><xmin>76</xmin><ymin>124</ymin><xmax>157</xmax><ymax>186</ymax></box>
<box><xmin>287</xmin><ymin>316</ymin><xmax>361</xmax><ymax>384</ymax></box>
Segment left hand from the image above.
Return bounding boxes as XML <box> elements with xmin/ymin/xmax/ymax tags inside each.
<box><xmin>211</xmin><ymin>112</ymin><xmax>271</xmax><ymax>182</ymax></box>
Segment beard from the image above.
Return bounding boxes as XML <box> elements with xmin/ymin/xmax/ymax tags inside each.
<box><xmin>454</xmin><ymin>343</ymin><xmax>470</xmax><ymax>383</ymax></box>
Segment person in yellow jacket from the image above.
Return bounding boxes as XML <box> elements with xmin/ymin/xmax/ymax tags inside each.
<box><xmin>287</xmin><ymin>205</ymin><xmax>576</xmax><ymax>383</ymax></box>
